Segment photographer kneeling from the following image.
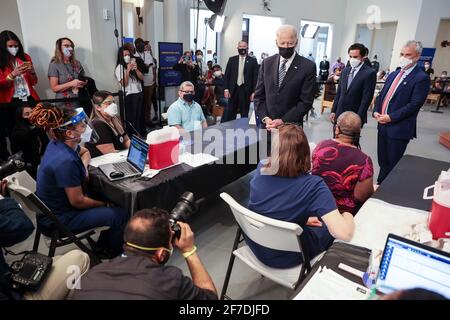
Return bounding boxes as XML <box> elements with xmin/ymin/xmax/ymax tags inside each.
<box><xmin>0</xmin><ymin>179</ymin><xmax>89</xmax><ymax>300</ymax></box>
<box><xmin>70</xmin><ymin>208</ymin><xmax>218</xmax><ymax>300</ymax></box>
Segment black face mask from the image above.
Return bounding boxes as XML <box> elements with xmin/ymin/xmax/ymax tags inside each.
<box><xmin>183</xmin><ymin>94</ymin><xmax>195</xmax><ymax>103</ymax></box>
<box><xmin>238</xmin><ymin>49</ymin><xmax>248</xmax><ymax>56</ymax></box>
<box><xmin>136</xmin><ymin>44</ymin><xmax>145</xmax><ymax>52</ymax></box>
<box><xmin>278</xmin><ymin>47</ymin><xmax>295</xmax><ymax>59</ymax></box>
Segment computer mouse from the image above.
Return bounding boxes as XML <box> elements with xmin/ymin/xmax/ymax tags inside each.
<box><xmin>110</xmin><ymin>171</ymin><xmax>125</xmax><ymax>179</ymax></box>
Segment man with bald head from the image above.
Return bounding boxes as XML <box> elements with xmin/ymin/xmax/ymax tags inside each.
<box><xmin>71</xmin><ymin>208</ymin><xmax>217</xmax><ymax>300</ymax></box>
<box><xmin>312</xmin><ymin>112</ymin><xmax>374</xmax><ymax>215</ymax></box>
<box><xmin>254</xmin><ymin>25</ymin><xmax>316</xmax><ymax>129</ymax></box>
<box><xmin>223</xmin><ymin>41</ymin><xmax>259</xmax><ymax>122</ymax></box>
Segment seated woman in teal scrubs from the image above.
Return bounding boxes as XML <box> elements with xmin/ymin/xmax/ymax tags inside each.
<box><xmin>29</xmin><ymin>104</ymin><xmax>128</xmax><ymax>257</ymax></box>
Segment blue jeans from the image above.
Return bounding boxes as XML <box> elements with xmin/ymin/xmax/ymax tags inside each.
<box><xmin>38</xmin><ymin>207</ymin><xmax>128</xmax><ymax>256</ymax></box>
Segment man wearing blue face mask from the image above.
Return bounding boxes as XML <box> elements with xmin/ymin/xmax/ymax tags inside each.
<box><xmin>167</xmin><ymin>81</ymin><xmax>208</xmax><ymax>132</ymax></box>
<box><xmin>70</xmin><ymin>208</ymin><xmax>217</xmax><ymax>300</ymax></box>
<box><xmin>29</xmin><ymin>104</ymin><xmax>128</xmax><ymax>258</ymax></box>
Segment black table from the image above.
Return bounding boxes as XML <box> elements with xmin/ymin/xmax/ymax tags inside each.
<box><xmin>293</xmin><ymin>155</ymin><xmax>450</xmax><ymax>298</ymax></box>
<box><xmin>89</xmin><ymin>119</ymin><xmax>267</xmax><ymax>213</ymax></box>
<box><xmin>293</xmin><ymin>242</ymin><xmax>371</xmax><ymax>297</ymax></box>
<box><xmin>373</xmin><ymin>155</ymin><xmax>450</xmax><ymax>211</ymax></box>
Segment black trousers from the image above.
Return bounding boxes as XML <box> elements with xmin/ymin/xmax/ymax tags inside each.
<box><xmin>122</xmin><ymin>92</ymin><xmax>145</xmax><ymax>137</ymax></box>
<box><xmin>377</xmin><ymin>129</ymin><xmax>409</xmax><ymax>184</ymax></box>
<box><xmin>222</xmin><ymin>85</ymin><xmax>250</xmax><ymax>123</ymax></box>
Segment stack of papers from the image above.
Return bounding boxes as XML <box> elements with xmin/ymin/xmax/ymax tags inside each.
<box><xmin>89</xmin><ymin>150</ymin><xmax>128</xmax><ymax>168</ymax></box>
<box><xmin>180</xmin><ymin>153</ymin><xmax>219</xmax><ymax>168</ymax></box>
<box><xmin>294</xmin><ymin>267</ymin><xmax>370</xmax><ymax>300</ymax></box>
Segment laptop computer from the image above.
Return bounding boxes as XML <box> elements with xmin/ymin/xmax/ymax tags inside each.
<box><xmin>376</xmin><ymin>233</ymin><xmax>450</xmax><ymax>299</ymax></box>
<box><xmin>99</xmin><ymin>135</ymin><xmax>149</xmax><ymax>182</ymax></box>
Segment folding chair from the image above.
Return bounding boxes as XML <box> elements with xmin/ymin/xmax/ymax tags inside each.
<box><xmin>220</xmin><ymin>193</ymin><xmax>321</xmax><ymax>300</ymax></box>
<box><xmin>7</xmin><ymin>172</ymin><xmax>107</xmax><ymax>265</ymax></box>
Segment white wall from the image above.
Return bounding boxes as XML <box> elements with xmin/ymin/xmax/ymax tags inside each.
<box><xmin>415</xmin><ymin>0</ymin><xmax>450</xmax><ymax>48</ymax></box>
<box><xmin>0</xmin><ymin>0</ymin><xmax>23</xmax><ymax>39</ymax></box>
<box><xmin>88</xmin><ymin>0</ymin><xmax>123</xmax><ymax>92</ymax></box>
<box><xmin>340</xmin><ymin>0</ymin><xmax>423</xmax><ymax>71</ymax></box>
<box><xmin>219</xmin><ymin>0</ymin><xmax>348</xmax><ymax>66</ymax></box>
<box><xmin>17</xmin><ymin>0</ymin><xmax>95</xmax><ymax>98</ymax></box>
<box><xmin>433</xmin><ymin>19</ymin><xmax>450</xmax><ymax>76</ymax></box>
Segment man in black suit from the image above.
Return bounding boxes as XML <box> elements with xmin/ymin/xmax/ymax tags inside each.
<box><xmin>319</xmin><ymin>56</ymin><xmax>330</xmax><ymax>82</ymax></box>
<box><xmin>330</xmin><ymin>43</ymin><xmax>376</xmax><ymax>126</ymax></box>
<box><xmin>254</xmin><ymin>25</ymin><xmax>316</xmax><ymax>129</ymax></box>
<box><xmin>223</xmin><ymin>41</ymin><xmax>259</xmax><ymax>122</ymax></box>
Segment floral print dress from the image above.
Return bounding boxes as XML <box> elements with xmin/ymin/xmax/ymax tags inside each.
<box><xmin>312</xmin><ymin>140</ymin><xmax>374</xmax><ymax>215</ymax></box>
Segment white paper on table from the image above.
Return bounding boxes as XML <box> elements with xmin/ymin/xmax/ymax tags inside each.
<box><xmin>141</xmin><ymin>165</ymin><xmax>160</xmax><ymax>178</ymax></box>
<box><xmin>348</xmin><ymin>198</ymin><xmax>429</xmax><ymax>251</ymax></box>
<box><xmin>180</xmin><ymin>153</ymin><xmax>219</xmax><ymax>168</ymax></box>
<box><xmin>294</xmin><ymin>267</ymin><xmax>370</xmax><ymax>300</ymax></box>
<box><xmin>89</xmin><ymin>150</ymin><xmax>128</xmax><ymax>168</ymax></box>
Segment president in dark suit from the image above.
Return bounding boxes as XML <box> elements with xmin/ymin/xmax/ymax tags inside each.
<box><xmin>223</xmin><ymin>41</ymin><xmax>259</xmax><ymax>122</ymax></box>
<box><xmin>331</xmin><ymin>43</ymin><xmax>376</xmax><ymax>126</ymax></box>
<box><xmin>254</xmin><ymin>25</ymin><xmax>316</xmax><ymax>129</ymax></box>
<box><xmin>374</xmin><ymin>41</ymin><xmax>430</xmax><ymax>184</ymax></box>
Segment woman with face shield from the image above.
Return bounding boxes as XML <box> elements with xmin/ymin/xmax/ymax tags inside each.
<box><xmin>85</xmin><ymin>91</ymin><xmax>131</xmax><ymax>158</ymax></box>
<box><xmin>29</xmin><ymin>104</ymin><xmax>128</xmax><ymax>258</ymax></box>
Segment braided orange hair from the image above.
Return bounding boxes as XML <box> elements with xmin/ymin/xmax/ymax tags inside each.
<box><xmin>29</xmin><ymin>104</ymin><xmax>77</xmax><ymax>140</ymax></box>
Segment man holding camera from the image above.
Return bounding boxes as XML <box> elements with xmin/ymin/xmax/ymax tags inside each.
<box><xmin>70</xmin><ymin>208</ymin><xmax>217</xmax><ymax>300</ymax></box>
<box><xmin>0</xmin><ymin>179</ymin><xmax>34</xmax><ymax>299</ymax></box>
<box><xmin>1</xmin><ymin>178</ymin><xmax>90</xmax><ymax>300</ymax></box>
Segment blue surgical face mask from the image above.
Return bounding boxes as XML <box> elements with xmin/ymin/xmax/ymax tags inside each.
<box><xmin>63</xmin><ymin>47</ymin><xmax>73</xmax><ymax>58</ymax></box>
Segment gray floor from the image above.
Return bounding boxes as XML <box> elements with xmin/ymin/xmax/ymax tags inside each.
<box><xmin>5</xmin><ymin>100</ymin><xmax>450</xmax><ymax>300</ymax></box>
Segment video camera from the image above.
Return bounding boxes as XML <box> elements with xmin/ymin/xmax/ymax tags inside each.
<box><xmin>0</xmin><ymin>153</ymin><xmax>27</xmax><ymax>181</ymax></box>
<box><xmin>170</xmin><ymin>192</ymin><xmax>198</xmax><ymax>239</ymax></box>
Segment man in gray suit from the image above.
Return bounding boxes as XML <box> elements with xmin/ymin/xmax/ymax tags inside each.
<box><xmin>254</xmin><ymin>25</ymin><xmax>316</xmax><ymax>129</ymax></box>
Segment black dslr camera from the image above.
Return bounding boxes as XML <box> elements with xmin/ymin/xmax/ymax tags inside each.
<box><xmin>10</xmin><ymin>252</ymin><xmax>52</xmax><ymax>291</ymax></box>
<box><xmin>0</xmin><ymin>152</ymin><xmax>27</xmax><ymax>181</ymax></box>
<box><xmin>170</xmin><ymin>192</ymin><xmax>198</xmax><ymax>239</ymax></box>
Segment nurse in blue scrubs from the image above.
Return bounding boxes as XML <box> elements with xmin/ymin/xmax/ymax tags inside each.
<box><xmin>29</xmin><ymin>104</ymin><xmax>128</xmax><ymax>257</ymax></box>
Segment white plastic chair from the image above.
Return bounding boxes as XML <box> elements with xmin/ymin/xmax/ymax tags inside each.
<box><xmin>220</xmin><ymin>192</ymin><xmax>319</xmax><ymax>300</ymax></box>
<box><xmin>7</xmin><ymin>171</ymin><xmax>108</xmax><ymax>265</ymax></box>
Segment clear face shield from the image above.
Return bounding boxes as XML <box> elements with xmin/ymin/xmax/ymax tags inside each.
<box><xmin>57</xmin><ymin>108</ymin><xmax>99</xmax><ymax>145</ymax></box>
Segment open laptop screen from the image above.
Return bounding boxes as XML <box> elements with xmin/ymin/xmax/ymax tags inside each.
<box><xmin>127</xmin><ymin>136</ymin><xmax>148</xmax><ymax>172</ymax></box>
<box><xmin>376</xmin><ymin>234</ymin><xmax>450</xmax><ymax>298</ymax></box>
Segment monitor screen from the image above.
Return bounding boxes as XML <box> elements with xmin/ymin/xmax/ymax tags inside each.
<box><xmin>376</xmin><ymin>234</ymin><xmax>450</xmax><ymax>299</ymax></box>
<box><xmin>127</xmin><ymin>136</ymin><xmax>148</xmax><ymax>172</ymax></box>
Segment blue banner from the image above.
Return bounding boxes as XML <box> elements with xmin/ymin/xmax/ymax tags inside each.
<box><xmin>419</xmin><ymin>48</ymin><xmax>436</xmax><ymax>68</ymax></box>
<box><xmin>158</xmin><ymin>42</ymin><xmax>183</xmax><ymax>87</ymax></box>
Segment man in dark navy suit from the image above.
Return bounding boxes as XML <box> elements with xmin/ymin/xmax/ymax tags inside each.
<box><xmin>254</xmin><ymin>25</ymin><xmax>316</xmax><ymax>129</ymax></box>
<box><xmin>331</xmin><ymin>43</ymin><xmax>376</xmax><ymax>126</ymax></box>
<box><xmin>373</xmin><ymin>40</ymin><xmax>430</xmax><ymax>184</ymax></box>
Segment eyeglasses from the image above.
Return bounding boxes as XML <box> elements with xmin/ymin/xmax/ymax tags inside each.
<box><xmin>101</xmin><ymin>100</ymin><xmax>115</xmax><ymax>106</ymax></box>
<box><xmin>180</xmin><ymin>90</ymin><xmax>195</xmax><ymax>94</ymax></box>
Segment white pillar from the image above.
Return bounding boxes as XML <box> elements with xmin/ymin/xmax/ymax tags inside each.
<box><xmin>163</xmin><ymin>0</ymin><xmax>191</xmax><ymax>107</ymax></box>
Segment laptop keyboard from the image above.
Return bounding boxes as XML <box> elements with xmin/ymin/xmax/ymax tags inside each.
<box><xmin>113</xmin><ymin>162</ymin><xmax>138</xmax><ymax>175</ymax></box>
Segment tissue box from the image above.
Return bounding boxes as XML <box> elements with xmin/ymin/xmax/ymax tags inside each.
<box><xmin>147</xmin><ymin>127</ymin><xmax>180</xmax><ymax>170</ymax></box>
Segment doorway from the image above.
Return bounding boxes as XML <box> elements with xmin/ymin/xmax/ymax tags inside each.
<box><xmin>355</xmin><ymin>22</ymin><xmax>398</xmax><ymax>71</ymax></box>
<box><xmin>242</xmin><ymin>14</ymin><xmax>284</xmax><ymax>63</ymax></box>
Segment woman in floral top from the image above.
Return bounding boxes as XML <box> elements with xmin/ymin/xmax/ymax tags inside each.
<box><xmin>312</xmin><ymin>112</ymin><xmax>374</xmax><ymax>215</ymax></box>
